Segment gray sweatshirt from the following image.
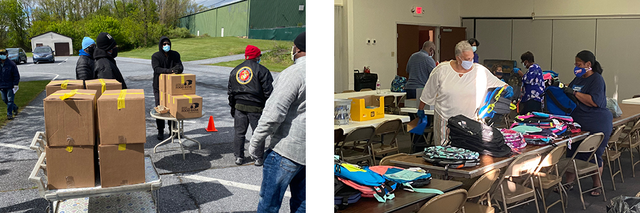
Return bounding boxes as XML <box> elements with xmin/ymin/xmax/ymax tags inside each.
<box><xmin>250</xmin><ymin>56</ymin><xmax>306</xmax><ymax>165</ymax></box>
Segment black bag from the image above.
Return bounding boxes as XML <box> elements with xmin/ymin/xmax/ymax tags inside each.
<box><xmin>354</xmin><ymin>72</ymin><xmax>377</xmax><ymax>91</ymax></box>
<box><xmin>447</xmin><ymin>115</ymin><xmax>512</xmax><ymax>157</ymax></box>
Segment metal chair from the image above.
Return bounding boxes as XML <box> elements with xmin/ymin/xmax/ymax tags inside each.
<box><xmin>532</xmin><ymin>144</ymin><xmax>567</xmax><ymax>213</ymax></box>
<box><xmin>557</xmin><ymin>133</ymin><xmax>607</xmax><ymax>210</ymax></box>
<box><xmin>604</xmin><ymin>125</ymin><xmax>625</xmax><ymax>190</ymax></box>
<box><xmin>383</xmin><ymin>95</ymin><xmax>396</xmax><ymax>114</ymax></box>
<box><xmin>492</xmin><ymin>153</ymin><xmax>541</xmax><ymax>213</ymax></box>
<box><xmin>365</xmin><ymin>119</ymin><xmax>402</xmax><ymax>161</ymax></box>
<box><xmin>462</xmin><ymin>169</ymin><xmax>500</xmax><ymax>213</ymax></box>
<box><xmin>378</xmin><ymin>153</ymin><xmax>409</xmax><ymax>166</ymax></box>
<box><xmin>334</xmin><ymin>129</ymin><xmax>345</xmax><ymax>155</ymax></box>
<box><xmin>616</xmin><ymin>119</ymin><xmax>640</xmax><ymax>177</ymax></box>
<box><xmin>338</xmin><ymin>127</ymin><xmax>375</xmax><ymax>166</ymax></box>
<box><xmin>410</xmin><ymin>126</ymin><xmax>433</xmax><ymax>153</ymax></box>
<box><xmin>418</xmin><ymin>189</ymin><xmax>468</xmax><ymax>213</ymax></box>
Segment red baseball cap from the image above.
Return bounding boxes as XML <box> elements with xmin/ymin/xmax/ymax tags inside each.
<box><xmin>245</xmin><ymin>45</ymin><xmax>261</xmax><ymax>60</ymax></box>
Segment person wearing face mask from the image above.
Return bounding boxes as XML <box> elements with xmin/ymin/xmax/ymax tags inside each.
<box><xmin>227</xmin><ymin>45</ymin><xmax>273</xmax><ymax>166</ymax></box>
<box><xmin>518</xmin><ymin>51</ymin><xmax>545</xmax><ymax>114</ymax></box>
<box><xmin>417</xmin><ymin>40</ymin><xmax>506</xmax><ymax>145</ymax></box>
<box><xmin>94</xmin><ymin>32</ymin><xmax>127</xmax><ymax>89</ymax></box>
<box><xmin>0</xmin><ymin>49</ymin><xmax>20</xmax><ymax>120</ymax></box>
<box><xmin>151</xmin><ymin>36</ymin><xmax>184</xmax><ymax>140</ymax></box>
<box><xmin>249</xmin><ymin>32</ymin><xmax>305</xmax><ymax>213</ymax></box>
<box><xmin>76</xmin><ymin>37</ymin><xmax>97</xmax><ymax>80</ymax></box>
<box><xmin>468</xmin><ymin>38</ymin><xmax>480</xmax><ymax>63</ymax></box>
<box><xmin>561</xmin><ymin>50</ymin><xmax>611</xmax><ymax>197</ymax></box>
<box><xmin>405</xmin><ymin>41</ymin><xmax>437</xmax><ymax>99</ymax></box>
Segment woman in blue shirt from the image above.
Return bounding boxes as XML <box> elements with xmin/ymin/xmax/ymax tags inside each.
<box><xmin>518</xmin><ymin>51</ymin><xmax>545</xmax><ymax>114</ymax></box>
<box><xmin>563</xmin><ymin>50</ymin><xmax>612</xmax><ymax>197</ymax></box>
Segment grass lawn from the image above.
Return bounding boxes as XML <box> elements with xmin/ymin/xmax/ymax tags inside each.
<box><xmin>210</xmin><ymin>59</ymin><xmax>291</xmax><ymax>72</ymax></box>
<box><xmin>119</xmin><ymin>37</ymin><xmax>293</xmax><ymax>62</ymax></box>
<box><xmin>26</xmin><ymin>52</ymin><xmax>32</xmax><ymax>58</ymax></box>
<box><xmin>0</xmin><ymin>80</ymin><xmax>49</xmax><ymax>128</ymax></box>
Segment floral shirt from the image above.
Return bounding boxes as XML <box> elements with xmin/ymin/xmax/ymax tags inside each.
<box><xmin>522</xmin><ymin>64</ymin><xmax>545</xmax><ymax>102</ymax></box>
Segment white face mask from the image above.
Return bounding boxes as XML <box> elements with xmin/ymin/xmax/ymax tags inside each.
<box><xmin>461</xmin><ymin>60</ymin><xmax>473</xmax><ymax>70</ymax></box>
<box><xmin>523</xmin><ymin>62</ymin><xmax>527</xmax><ymax>68</ymax></box>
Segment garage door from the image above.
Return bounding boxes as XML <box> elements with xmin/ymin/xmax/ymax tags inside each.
<box><xmin>54</xmin><ymin>43</ymin><xmax>70</xmax><ymax>56</ymax></box>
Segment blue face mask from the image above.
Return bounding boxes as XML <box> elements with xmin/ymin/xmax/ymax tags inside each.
<box><xmin>472</xmin><ymin>46</ymin><xmax>477</xmax><ymax>52</ymax></box>
<box><xmin>0</xmin><ymin>55</ymin><xmax>5</xmax><ymax>60</ymax></box>
<box><xmin>574</xmin><ymin>66</ymin><xmax>591</xmax><ymax>78</ymax></box>
<box><xmin>163</xmin><ymin>45</ymin><xmax>170</xmax><ymax>52</ymax></box>
<box><xmin>257</xmin><ymin>58</ymin><xmax>261</xmax><ymax>64</ymax></box>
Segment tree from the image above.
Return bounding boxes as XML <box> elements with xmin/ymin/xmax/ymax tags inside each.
<box><xmin>1</xmin><ymin>0</ymin><xmax>29</xmax><ymax>49</ymax></box>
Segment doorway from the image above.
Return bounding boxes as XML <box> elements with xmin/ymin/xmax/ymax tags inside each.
<box><xmin>396</xmin><ymin>24</ymin><xmax>436</xmax><ymax>78</ymax></box>
<box><xmin>439</xmin><ymin>27</ymin><xmax>466</xmax><ymax>61</ymax></box>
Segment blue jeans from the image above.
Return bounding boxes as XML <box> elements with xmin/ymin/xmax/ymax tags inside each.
<box><xmin>0</xmin><ymin>88</ymin><xmax>17</xmax><ymax>116</ymax></box>
<box><xmin>257</xmin><ymin>150</ymin><xmax>306</xmax><ymax>213</ymax></box>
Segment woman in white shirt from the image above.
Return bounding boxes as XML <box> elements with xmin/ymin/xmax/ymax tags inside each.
<box><xmin>417</xmin><ymin>41</ymin><xmax>507</xmax><ymax>145</ymax></box>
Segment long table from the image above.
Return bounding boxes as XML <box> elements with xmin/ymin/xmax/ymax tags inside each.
<box><xmin>335</xmin><ymin>114</ymin><xmax>411</xmax><ymax>133</ymax></box>
<box><xmin>338</xmin><ymin>179</ymin><xmax>462</xmax><ymax>213</ymax></box>
<box><xmin>335</xmin><ymin>89</ymin><xmax>406</xmax><ymax>99</ymax></box>
<box><xmin>613</xmin><ymin>104</ymin><xmax>640</xmax><ymax>126</ymax></box>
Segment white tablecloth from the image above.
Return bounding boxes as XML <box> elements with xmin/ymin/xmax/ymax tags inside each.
<box><xmin>334</xmin><ymin>89</ymin><xmax>406</xmax><ymax>99</ymax></box>
<box><xmin>334</xmin><ymin>114</ymin><xmax>410</xmax><ymax>134</ymax></box>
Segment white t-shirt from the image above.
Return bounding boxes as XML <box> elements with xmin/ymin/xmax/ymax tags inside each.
<box><xmin>420</xmin><ymin>61</ymin><xmax>507</xmax><ymax>120</ymax></box>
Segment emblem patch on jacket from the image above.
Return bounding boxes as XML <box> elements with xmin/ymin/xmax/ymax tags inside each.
<box><xmin>236</xmin><ymin>66</ymin><xmax>253</xmax><ymax>84</ymax></box>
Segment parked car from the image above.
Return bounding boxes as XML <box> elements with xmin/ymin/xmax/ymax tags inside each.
<box><xmin>6</xmin><ymin>48</ymin><xmax>27</xmax><ymax>64</ymax></box>
<box><xmin>33</xmin><ymin>46</ymin><xmax>55</xmax><ymax>64</ymax></box>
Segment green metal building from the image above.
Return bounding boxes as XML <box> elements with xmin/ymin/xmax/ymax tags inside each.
<box><xmin>179</xmin><ymin>0</ymin><xmax>305</xmax><ymax>41</ymax></box>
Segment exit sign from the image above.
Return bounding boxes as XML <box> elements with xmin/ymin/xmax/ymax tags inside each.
<box><xmin>412</xmin><ymin>7</ymin><xmax>423</xmax><ymax>16</ymax></box>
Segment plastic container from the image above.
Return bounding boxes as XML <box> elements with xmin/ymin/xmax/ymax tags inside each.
<box><xmin>335</xmin><ymin>99</ymin><xmax>352</xmax><ymax>125</ymax></box>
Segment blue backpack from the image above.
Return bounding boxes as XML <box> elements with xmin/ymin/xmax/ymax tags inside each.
<box><xmin>390</xmin><ymin>76</ymin><xmax>407</xmax><ymax>92</ymax></box>
<box><xmin>544</xmin><ymin>86</ymin><xmax>577</xmax><ymax>116</ymax></box>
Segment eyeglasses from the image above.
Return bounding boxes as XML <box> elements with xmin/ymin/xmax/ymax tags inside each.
<box><xmin>163</xmin><ymin>43</ymin><xmax>170</xmax><ymax>46</ymax></box>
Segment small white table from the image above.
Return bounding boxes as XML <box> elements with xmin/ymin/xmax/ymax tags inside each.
<box><xmin>334</xmin><ymin>114</ymin><xmax>410</xmax><ymax>134</ymax></box>
<box><xmin>334</xmin><ymin>89</ymin><xmax>406</xmax><ymax>99</ymax></box>
<box><xmin>400</xmin><ymin>108</ymin><xmax>435</xmax><ymax>115</ymax></box>
<box><xmin>622</xmin><ymin>97</ymin><xmax>640</xmax><ymax>105</ymax></box>
<box><xmin>150</xmin><ymin>110</ymin><xmax>202</xmax><ymax>160</ymax></box>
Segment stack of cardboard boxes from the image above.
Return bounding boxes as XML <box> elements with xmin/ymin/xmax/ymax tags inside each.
<box><xmin>44</xmin><ymin>79</ymin><xmax>146</xmax><ymax>189</ymax></box>
<box><xmin>159</xmin><ymin>74</ymin><xmax>203</xmax><ymax>119</ymax></box>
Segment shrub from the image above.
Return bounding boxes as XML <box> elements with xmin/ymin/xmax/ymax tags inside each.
<box><xmin>167</xmin><ymin>27</ymin><xmax>192</xmax><ymax>39</ymax></box>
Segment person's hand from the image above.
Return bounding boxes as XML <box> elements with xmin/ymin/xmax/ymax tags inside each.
<box><xmin>230</xmin><ymin>108</ymin><xmax>236</xmax><ymax>118</ymax></box>
<box><xmin>417</xmin><ymin>110</ymin><xmax>425</xmax><ymax>118</ymax></box>
<box><xmin>248</xmin><ymin>144</ymin><xmax>259</xmax><ymax>160</ymax></box>
<box><xmin>13</xmin><ymin>85</ymin><xmax>18</xmax><ymax>89</ymax></box>
<box><xmin>563</xmin><ymin>86</ymin><xmax>575</xmax><ymax>95</ymax></box>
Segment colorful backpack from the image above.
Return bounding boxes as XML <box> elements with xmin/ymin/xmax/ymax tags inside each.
<box><xmin>390</xmin><ymin>75</ymin><xmax>407</xmax><ymax>92</ymax></box>
<box><xmin>423</xmin><ymin>146</ymin><xmax>480</xmax><ymax>168</ymax></box>
<box><xmin>334</xmin><ymin>163</ymin><xmax>398</xmax><ymax>202</ymax></box>
<box><xmin>500</xmin><ymin>129</ymin><xmax>526</xmax><ymax>152</ymax></box>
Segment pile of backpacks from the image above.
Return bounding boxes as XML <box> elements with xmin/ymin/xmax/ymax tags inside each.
<box><xmin>509</xmin><ymin>112</ymin><xmax>581</xmax><ymax>145</ymax></box>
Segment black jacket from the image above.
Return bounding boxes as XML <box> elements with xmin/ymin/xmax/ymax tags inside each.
<box><xmin>75</xmin><ymin>52</ymin><xmax>95</xmax><ymax>80</ymax></box>
<box><xmin>227</xmin><ymin>60</ymin><xmax>274</xmax><ymax>108</ymax></box>
<box><xmin>152</xmin><ymin>36</ymin><xmax>183</xmax><ymax>91</ymax></box>
<box><xmin>0</xmin><ymin>59</ymin><xmax>20</xmax><ymax>89</ymax></box>
<box><xmin>94</xmin><ymin>48</ymin><xmax>127</xmax><ymax>89</ymax></box>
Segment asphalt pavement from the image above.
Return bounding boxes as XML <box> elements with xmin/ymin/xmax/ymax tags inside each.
<box><xmin>0</xmin><ymin>55</ymin><xmax>288</xmax><ymax>213</ymax></box>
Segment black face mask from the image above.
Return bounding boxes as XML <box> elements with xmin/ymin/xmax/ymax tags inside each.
<box><xmin>110</xmin><ymin>47</ymin><xmax>118</xmax><ymax>58</ymax></box>
<box><xmin>86</xmin><ymin>45</ymin><xmax>95</xmax><ymax>56</ymax></box>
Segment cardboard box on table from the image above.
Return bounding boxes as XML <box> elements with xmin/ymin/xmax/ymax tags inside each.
<box><xmin>46</xmin><ymin>80</ymin><xmax>84</xmax><ymax>96</ymax></box>
<box><xmin>159</xmin><ymin>74</ymin><xmax>167</xmax><ymax>93</ymax></box>
<box><xmin>164</xmin><ymin>74</ymin><xmax>196</xmax><ymax>95</ymax></box>
<box><xmin>44</xmin><ymin>89</ymin><xmax>97</xmax><ymax>146</ymax></box>
<box><xmin>349</xmin><ymin>95</ymin><xmax>384</xmax><ymax>121</ymax></box>
<box><xmin>169</xmin><ymin>94</ymin><xmax>203</xmax><ymax>119</ymax></box>
<box><xmin>84</xmin><ymin>79</ymin><xmax>122</xmax><ymax>99</ymax></box>
<box><xmin>45</xmin><ymin>145</ymin><xmax>95</xmax><ymax>189</ymax></box>
<box><xmin>98</xmin><ymin>143</ymin><xmax>145</xmax><ymax>188</ymax></box>
<box><xmin>97</xmin><ymin>89</ymin><xmax>146</xmax><ymax>145</ymax></box>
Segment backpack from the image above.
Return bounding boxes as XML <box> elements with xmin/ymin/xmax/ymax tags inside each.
<box><xmin>477</xmin><ymin>86</ymin><xmax>515</xmax><ymax>123</ymax></box>
<box><xmin>334</xmin><ymin>163</ymin><xmax>398</xmax><ymax>202</ymax></box>
<box><xmin>544</xmin><ymin>86</ymin><xmax>577</xmax><ymax>116</ymax></box>
<box><xmin>447</xmin><ymin>115</ymin><xmax>513</xmax><ymax>157</ymax></box>
<box><xmin>423</xmin><ymin>146</ymin><xmax>480</xmax><ymax>168</ymax></box>
<box><xmin>334</xmin><ymin>176</ymin><xmax>362</xmax><ymax>209</ymax></box>
<box><xmin>390</xmin><ymin>76</ymin><xmax>407</xmax><ymax>92</ymax></box>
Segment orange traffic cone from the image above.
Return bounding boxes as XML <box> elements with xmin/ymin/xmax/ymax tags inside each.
<box><xmin>206</xmin><ymin>116</ymin><xmax>218</xmax><ymax>132</ymax></box>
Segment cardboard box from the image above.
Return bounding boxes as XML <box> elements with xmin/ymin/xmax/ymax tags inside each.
<box><xmin>169</xmin><ymin>94</ymin><xmax>203</xmax><ymax>119</ymax></box>
<box><xmin>159</xmin><ymin>74</ymin><xmax>167</xmax><ymax>93</ymax></box>
<box><xmin>159</xmin><ymin>91</ymin><xmax>166</xmax><ymax>107</ymax></box>
<box><xmin>44</xmin><ymin>90</ymin><xmax>96</xmax><ymax>147</ymax></box>
<box><xmin>46</xmin><ymin>80</ymin><xmax>84</xmax><ymax>96</ymax></box>
<box><xmin>85</xmin><ymin>79</ymin><xmax>122</xmax><ymax>99</ymax></box>
<box><xmin>46</xmin><ymin>145</ymin><xmax>95</xmax><ymax>189</ymax></box>
<box><xmin>165</xmin><ymin>74</ymin><xmax>196</xmax><ymax>95</ymax></box>
<box><xmin>350</xmin><ymin>95</ymin><xmax>384</xmax><ymax>121</ymax></box>
<box><xmin>98</xmin><ymin>144</ymin><xmax>145</xmax><ymax>188</ymax></box>
<box><xmin>97</xmin><ymin>89</ymin><xmax>146</xmax><ymax>145</ymax></box>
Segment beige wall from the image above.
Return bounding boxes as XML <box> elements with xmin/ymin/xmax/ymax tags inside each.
<box><xmin>460</xmin><ymin>0</ymin><xmax>640</xmax><ymax>17</ymax></box>
<box><xmin>336</xmin><ymin>0</ymin><xmax>461</xmax><ymax>92</ymax></box>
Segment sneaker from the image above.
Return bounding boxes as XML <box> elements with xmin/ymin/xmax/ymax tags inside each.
<box><xmin>235</xmin><ymin>157</ymin><xmax>244</xmax><ymax>165</ymax></box>
<box><xmin>255</xmin><ymin>158</ymin><xmax>264</xmax><ymax>167</ymax></box>
<box><xmin>7</xmin><ymin>115</ymin><xmax>13</xmax><ymax>120</ymax></box>
<box><xmin>13</xmin><ymin>107</ymin><xmax>18</xmax><ymax>116</ymax></box>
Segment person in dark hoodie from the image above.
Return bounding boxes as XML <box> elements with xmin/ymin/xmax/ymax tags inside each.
<box><xmin>0</xmin><ymin>49</ymin><xmax>20</xmax><ymax>120</ymax></box>
<box><xmin>94</xmin><ymin>32</ymin><xmax>127</xmax><ymax>89</ymax></box>
<box><xmin>228</xmin><ymin>45</ymin><xmax>273</xmax><ymax>166</ymax></box>
<box><xmin>76</xmin><ymin>37</ymin><xmax>96</xmax><ymax>80</ymax></box>
<box><xmin>152</xmin><ymin>36</ymin><xmax>184</xmax><ymax>140</ymax></box>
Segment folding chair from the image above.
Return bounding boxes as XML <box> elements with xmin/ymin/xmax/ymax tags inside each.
<box><xmin>418</xmin><ymin>189</ymin><xmax>468</xmax><ymax>213</ymax></box>
<box><xmin>338</xmin><ymin>126</ymin><xmax>375</xmax><ymax>166</ymax></box>
<box><xmin>532</xmin><ymin>144</ymin><xmax>567</xmax><ymax>213</ymax></box>
<box><xmin>334</xmin><ymin>129</ymin><xmax>345</xmax><ymax>155</ymax></box>
<box><xmin>384</xmin><ymin>95</ymin><xmax>396</xmax><ymax>114</ymax></box>
<box><xmin>379</xmin><ymin>153</ymin><xmax>409</xmax><ymax>166</ymax></box>
<box><xmin>492</xmin><ymin>153</ymin><xmax>541</xmax><ymax>213</ymax></box>
<box><xmin>358</xmin><ymin>119</ymin><xmax>402</xmax><ymax>161</ymax></box>
<box><xmin>557</xmin><ymin>133</ymin><xmax>607</xmax><ymax>210</ymax></box>
<box><xmin>603</xmin><ymin>125</ymin><xmax>625</xmax><ymax>190</ymax></box>
<box><xmin>616</xmin><ymin>119</ymin><xmax>640</xmax><ymax>177</ymax></box>
<box><xmin>462</xmin><ymin>169</ymin><xmax>500</xmax><ymax>213</ymax></box>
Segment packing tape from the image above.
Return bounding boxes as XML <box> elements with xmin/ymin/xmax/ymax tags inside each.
<box><xmin>54</xmin><ymin>89</ymin><xmax>95</xmax><ymax>100</ymax></box>
<box><xmin>99</xmin><ymin>79</ymin><xmax>106</xmax><ymax>93</ymax></box>
<box><xmin>183</xmin><ymin>95</ymin><xmax>193</xmax><ymax>103</ymax></box>
<box><xmin>179</xmin><ymin>74</ymin><xmax>185</xmax><ymax>85</ymax></box>
<box><xmin>61</xmin><ymin>80</ymin><xmax>69</xmax><ymax>89</ymax></box>
<box><xmin>118</xmin><ymin>144</ymin><xmax>126</xmax><ymax>151</ymax></box>
<box><xmin>160</xmin><ymin>92</ymin><xmax>164</xmax><ymax>102</ymax></box>
<box><xmin>103</xmin><ymin>90</ymin><xmax>143</xmax><ymax>110</ymax></box>
<box><xmin>65</xmin><ymin>146</ymin><xmax>73</xmax><ymax>153</ymax></box>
